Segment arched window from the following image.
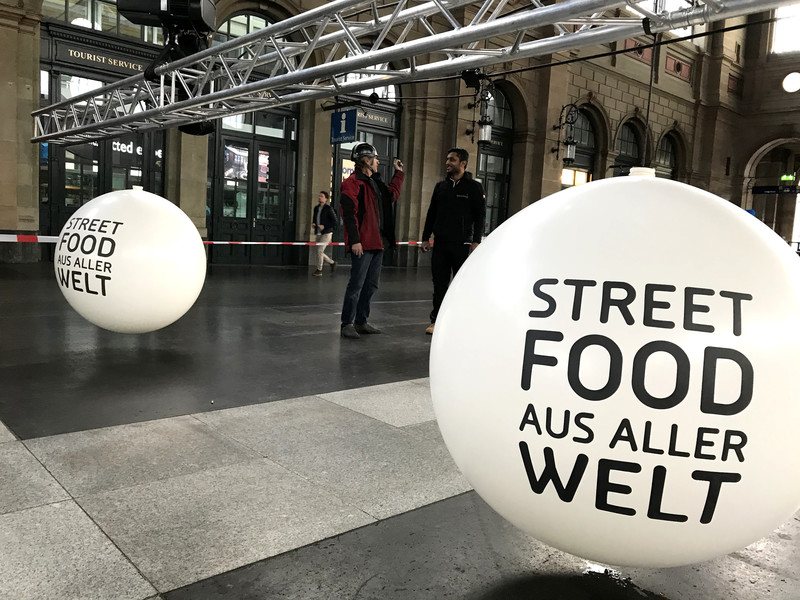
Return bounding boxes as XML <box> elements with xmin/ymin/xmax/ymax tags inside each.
<box><xmin>343</xmin><ymin>59</ymin><xmax>399</xmax><ymax>102</ymax></box>
<box><xmin>615</xmin><ymin>122</ymin><xmax>642</xmax><ymax>174</ymax></box>
<box><xmin>561</xmin><ymin>109</ymin><xmax>596</xmax><ymax>187</ymax></box>
<box><xmin>476</xmin><ymin>88</ymin><xmax>513</xmax><ymax>233</ymax></box>
<box><xmin>655</xmin><ymin>134</ymin><xmax>679</xmax><ymax>179</ymax></box>
<box><xmin>215</xmin><ymin>12</ymin><xmax>269</xmax><ymax>40</ymax></box>
<box><xmin>487</xmin><ymin>90</ymin><xmax>513</xmax><ymax>129</ymax></box>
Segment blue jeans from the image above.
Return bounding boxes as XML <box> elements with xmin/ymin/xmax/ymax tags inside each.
<box><xmin>341</xmin><ymin>250</ymin><xmax>383</xmax><ymax>326</ymax></box>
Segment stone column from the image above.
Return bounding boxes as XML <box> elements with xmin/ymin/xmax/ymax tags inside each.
<box><xmin>297</xmin><ymin>100</ymin><xmax>333</xmax><ymax>265</ymax></box>
<box><xmin>164</xmin><ymin>129</ymin><xmax>208</xmax><ymax>238</ymax></box>
<box><xmin>0</xmin><ymin>0</ymin><xmax>41</xmax><ymax>262</ymax></box>
<box><xmin>395</xmin><ymin>89</ymin><xmax>451</xmax><ymax>267</ymax></box>
<box><xmin>529</xmin><ymin>56</ymin><xmax>572</xmax><ymax>202</ymax></box>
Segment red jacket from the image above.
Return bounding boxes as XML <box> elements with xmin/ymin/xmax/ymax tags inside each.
<box><xmin>340</xmin><ymin>169</ymin><xmax>405</xmax><ymax>251</ymax></box>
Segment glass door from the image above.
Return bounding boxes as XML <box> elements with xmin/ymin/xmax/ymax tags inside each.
<box><xmin>64</xmin><ymin>143</ymin><xmax>100</xmax><ymax>209</ymax></box>
<box><xmin>250</xmin><ymin>143</ymin><xmax>285</xmax><ymax>264</ymax></box>
<box><xmin>215</xmin><ymin>139</ymin><xmax>251</xmax><ymax>264</ymax></box>
<box><xmin>476</xmin><ymin>151</ymin><xmax>510</xmax><ymax>235</ymax></box>
<box><xmin>214</xmin><ymin>138</ymin><xmax>291</xmax><ymax>264</ymax></box>
<box><xmin>109</xmin><ymin>133</ymin><xmax>145</xmax><ymax>191</ymax></box>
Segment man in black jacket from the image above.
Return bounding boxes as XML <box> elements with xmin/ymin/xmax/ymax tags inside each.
<box><xmin>421</xmin><ymin>147</ymin><xmax>486</xmax><ymax>334</ymax></box>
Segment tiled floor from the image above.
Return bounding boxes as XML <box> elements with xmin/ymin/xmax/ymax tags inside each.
<box><xmin>1</xmin><ymin>380</ymin><xmax>471</xmax><ymax>597</ymax></box>
<box><xmin>1</xmin><ymin>263</ymin><xmax>798</xmax><ymax>599</ymax></box>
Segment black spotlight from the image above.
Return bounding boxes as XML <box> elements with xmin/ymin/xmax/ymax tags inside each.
<box><xmin>461</xmin><ymin>69</ymin><xmax>484</xmax><ymax>90</ymax></box>
<box><xmin>119</xmin><ymin>1</ymin><xmax>218</xmax><ymax>136</ymax></box>
<box><xmin>119</xmin><ymin>0</ymin><xmax>217</xmax><ymax>80</ymax></box>
<box><xmin>117</xmin><ymin>0</ymin><xmax>216</xmax><ymax>32</ymax></box>
<box><xmin>178</xmin><ymin>121</ymin><xmax>215</xmax><ymax>136</ymax></box>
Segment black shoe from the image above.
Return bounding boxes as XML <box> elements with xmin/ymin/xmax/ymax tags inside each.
<box><xmin>341</xmin><ymin>323</ymin><xmax>360</xmax><ymax>339</ymax></box>
<box><xmin>354</xmin><ymin>322</ymin><xmax>382</xmax><ymax>334</ymax></box>
<box><xmin>330</xmin><ymin>261</ymin><xmax>336</xmax><ymax>272</ymax></box>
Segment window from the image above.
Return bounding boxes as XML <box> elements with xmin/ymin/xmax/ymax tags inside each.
<box><xmin>772</xmin><ymin>3</ymin><xmax>800</xmax><ymax>53</ymax></box>
<box><xmin>214</xmin><ymin>13</ymin><xmax>288</xmax><ymax>83</ymax></box>
<box><xmin>561</xmin><ymin>168</ymin><xmax>591</xmax><ymax>187</ymax></box>
<box><xmin>343</xmin><ymin>62</ymin><xmax>398</xmax><ymax>102</ymax></box>
<box><xmin>214</xmin><ymin>12</ymin><xmax>268</xmax><ymax>39</ymax></box>
<box><xmin>487</xmin><ymin>90</ymin><xmax>513</xmax><ymax>130</ymax></box>
<box><xmin>572</xmin><ymin>111</ymin><xmax>596</xmax><ymax>149</ymax></box>
<box><xmin>617</xmin><ymin>123</ymin><xmax>641</xmax><ymax>162</ymax></box>
<box><xmin>561</xmin><ymin>109</ymin><xmax>596</xmax><ymax>188</ymax></box>
<box><xmin>624</xmin><ymin>38</ymin><xmax>653</xmax><ymax>65</ymax></box>
<box><xmin>41</xmin><ymin>0</ymin><xmax>162</xmax><ymax>44</ymax></box>
<box><xmin>655</xmin><ymin>135</ymin><xmax>678</xmax><ymax>179</ymax></box>
<box><xmin>59</xmin><ymin>74</ymin><xmax>102</xmax><ymax>100</ymax></box>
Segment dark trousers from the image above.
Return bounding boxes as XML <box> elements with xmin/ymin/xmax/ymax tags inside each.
<box><xmin>341</xmin><ymin>249</ymin><xmax>383</xmax><ymax>326</ymax></box>
<box><xmin>430</xmin><ymin>242</ymin><xmax>470</xmax><ymax>323</ymax></box>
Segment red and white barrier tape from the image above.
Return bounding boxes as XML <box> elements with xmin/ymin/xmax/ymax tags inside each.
<box><xmin>0</xmin><ymin>235</ymin><xmax>60</xmax><ymax>243</ymax></box>
<box><xmin>0</xmin><ymin>234</ymin><xmax>430</xmax><ymax>246</ymax></box>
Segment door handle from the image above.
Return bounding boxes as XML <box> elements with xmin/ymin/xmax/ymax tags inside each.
<box><xmin>252</xmin><ymin>218</ymin><xmax>256</xmax><ymax>228</ymax></box>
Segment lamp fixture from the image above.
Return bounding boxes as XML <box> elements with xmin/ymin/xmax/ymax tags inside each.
<box><xmin>552</xmin><ymin>103</ymin><xmax>579</xmax><ymax>166</ymax></box>
<box><xmin>465</xmin><ymin>75</ymin><xmax>494</xmax><ymax>146</ymax></box>
<box><xmin>783</xmin><ymin>72</ymin><xmax>800</xmax><ymax>94</ymax></box>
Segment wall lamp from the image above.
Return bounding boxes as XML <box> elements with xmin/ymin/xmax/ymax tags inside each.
<box><xmin>464</xmin><ymin>73</ymin><xmax>494</xmax><ymax>147</ymax></box>
<box><xmin>552</xmin><ymin>103</ymin><xmax>579</xmax><ymax>166</ymax></box>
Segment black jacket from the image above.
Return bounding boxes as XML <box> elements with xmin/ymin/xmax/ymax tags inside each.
<box><xmin>312</xmin><ymin>203</ymin><xmax>338</xmax><ymax>235</ymax></box>
<box><xmin>422</xmin><ymin>172</ymin><xmax>486</xmax><ymax>244</ymax></box>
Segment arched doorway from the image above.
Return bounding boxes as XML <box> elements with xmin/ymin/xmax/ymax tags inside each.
<box><xmin>206</xmin><ymin>11</ymin><xmax>300</xmax><ymax>265</ymax></box>
<box><xmin>476</xmin><ymin>88</ymin><xmax>513</xmax><ymax>234</ymax></box>
<box><xmin>744</xmin><ymin>140</ymin><xmax>800</xmax><ymax>245</ymax></box>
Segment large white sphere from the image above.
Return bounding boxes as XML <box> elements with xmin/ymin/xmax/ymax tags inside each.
<box><xmin>54</xmin><ymin>189</ymin><xmax>207</xmax><ymax>334</ymax></box>
<box><xmin>431</xmin><ymin>174</ymin><xmax>800</xmax><ymax>567</ymax></box>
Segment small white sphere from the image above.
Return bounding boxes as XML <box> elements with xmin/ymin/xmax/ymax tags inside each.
<box><xmin>431</xmin><ymin>175</ymin><xmax>800</xmax><ymax>567</ymax></box>
<box><xmin>54</xmin><ymin>189</ymin><xmax>207</xmax><ymax>333</ymax></box>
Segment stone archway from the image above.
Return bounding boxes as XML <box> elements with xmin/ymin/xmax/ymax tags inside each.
<box><xmin>741</xmin><ymin>137</ymin><xmax>800</xmax><ymax>211</ymax></box>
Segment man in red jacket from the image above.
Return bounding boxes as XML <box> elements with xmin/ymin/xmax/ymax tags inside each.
<box><xmin>339</xmin><ymin>142</ymin><xmax>405</xmax><ymax>339</ymax></box>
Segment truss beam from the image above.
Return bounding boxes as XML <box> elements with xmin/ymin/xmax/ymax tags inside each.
<box><xmin>33</xmin><ymin>0</ymin><xmax>798</xmax><ymax>144</ymax></box>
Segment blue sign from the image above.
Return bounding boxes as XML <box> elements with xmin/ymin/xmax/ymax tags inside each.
<box><xmin>330</xmin><ymin>109</ymin><xmax>357</xmax><ymax>144</ymax></box>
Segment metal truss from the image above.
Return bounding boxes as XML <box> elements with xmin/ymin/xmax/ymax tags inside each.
<box><xmin>33</xmin><ymin>0</ymin><xmax>796</xmax><ymax>144</ymax></box>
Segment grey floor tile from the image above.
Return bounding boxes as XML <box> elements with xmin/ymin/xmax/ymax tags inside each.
<box><xmin>77</xmin><ymin>459</ymin><xmax>375</xmax><ymax>592</ymax></box>
<box><xmin>729</xmin><ymin>514</ymin><xmax>800</xmax><ymax>580</ymax></box>
<box><xmin>0</xmin><ymin>420</ymin><xmax>16</xmax><ymax>442</ymax></box>
<box><xmin>624</xmin><ymin>536</ymin><xmax>800</xmax><ymax>600</ymax></box>
<box><xmin>0</xmin><ymin>501</ymin><xmax>157</xmax><ymax>600</ymax></box>
<box><xmin>402</xmin><ymin>419</ymin><xmax>449</xmax><ymax>444</ymax></box>
<box><xmin>195</xmin><ymin>397</ymin><xmax>471</xmax><ymax>519</ymax></box>
<box><xmin>319</xmin><ymin>380</ymin><xmax>435</xmax><ymax>427</ymax></box>
<box><xmin>25</xmin><ymin>415</ymin><xmax>260</xmax><ymax>496</ymax></box>
<box><xmin>0</xmin><ymin>441</ymin><xmax>69</xmax><ymax>515</ymax></box>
